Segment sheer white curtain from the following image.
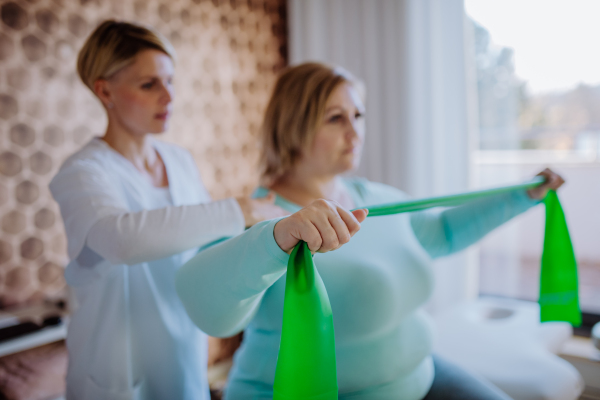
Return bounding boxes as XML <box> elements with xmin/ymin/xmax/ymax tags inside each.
<box><xmin>288</xmin><ymin>0</ymin><xmax>479</xmax><ymax>312</ymax></box>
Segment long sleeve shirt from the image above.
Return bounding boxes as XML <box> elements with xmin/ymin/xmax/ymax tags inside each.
<box><xmin>50</xmin><ymin>137</ymin><xmax>244</xmax><ymax>400</ymax></box>
<box><xmin>176</xmin><ymin>178</ymin><xmax>539</xmax><ymax>400</ymax></box>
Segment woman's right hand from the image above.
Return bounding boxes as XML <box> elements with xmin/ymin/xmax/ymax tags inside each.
<box><xmin>273</xmin><ymin>199</ymin><xmax>368</xmax><ymax>254</ymax></box>
<box><xmin>236</xmin><ymin>193</ymin><xmax>290</xmax><ymax>228</ymax></box>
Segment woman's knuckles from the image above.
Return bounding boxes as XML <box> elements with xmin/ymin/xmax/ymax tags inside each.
<box><xmin>329</xmin><ymin>239</ymin><xmax>340</xmax><ymax>249</ymax></box>
<box><xmin>308</xmin><ymin>238</ymin><xmax>322</xmax><ymax>252</ymax></box>
<box><xmin>347</xmin><ymin>223</ymin><xmax>359</xmax><ymax>235</ymax></box>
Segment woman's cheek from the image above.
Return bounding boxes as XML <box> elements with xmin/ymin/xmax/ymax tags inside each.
<box><xmin>119</xmin><ymin>88</ymin><xmax>146</xmax><ymax>105</ymax></box>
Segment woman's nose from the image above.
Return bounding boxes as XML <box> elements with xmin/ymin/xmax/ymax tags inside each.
<box><xmin>347</xmin><ymin>119</ymin><xmax>360</xmax><ymax>140</ymax></box>
<box><xmin>160</xmin><ymin>82</ymin><xmax>174</xmax><ymax>104</ymax></box>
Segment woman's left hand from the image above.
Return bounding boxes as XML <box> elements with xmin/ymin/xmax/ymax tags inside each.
<box><xmin>527</xmin><ymin>168</ymin><xmax>565</xmax><ymax>200</ymax></box>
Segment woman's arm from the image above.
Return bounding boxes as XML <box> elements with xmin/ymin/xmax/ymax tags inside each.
<box><xmin>176</xmin><ymin>199</ymin><xmax>368</xmax><ymax>337</ymax></box>
<box><xmin>86</xmin><ymin>200</ymin><xmax>245</xmax><ymax>265</ymax></box>
<box><xmin>50</xmin><ymin>160</ymin><xmax>245</xmax><ymax>266</ymax></box>
<box><xmin>176</xmin><ymin>218</ymin><xmax>289</xmax><ymax>337</ymax></box>
<box><xmin>410</xmin><ymin>189</ymin><xmax>539</xmax><ymax>259</ymax></box>
<box><xmin>410</xmin><ymin>169</ymin><xmax>564</xmax><ymax>259</ymax></box>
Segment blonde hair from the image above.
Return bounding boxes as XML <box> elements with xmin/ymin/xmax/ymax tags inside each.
<box><xmin>77</xmin><ymin>20</ymin><xmax>175</xmax><ymax>92</ymax></box>
<box><xmin>259</xmin><ymin>62</ymin><xmax>362</xmax><ymax>184</ymax></box>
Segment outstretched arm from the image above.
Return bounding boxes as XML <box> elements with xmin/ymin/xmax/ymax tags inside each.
<box><xmin>411</xmin><ymin>189</ymin><xmax>539</xmax><ymax>258</ymax></box>
<box><xmin>411</xmin><ymin>169</ymin><xmax>564</xmax><ymax>259</ymax></box>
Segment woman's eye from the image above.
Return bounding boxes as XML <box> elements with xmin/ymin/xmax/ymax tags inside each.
<box><xmin>355</xmin><ymin>112</ymin><xmax>364</xmax><ymax>119</ymax></box>
<box><xmin>141</xmin><ymin>82</ymin><xmax>154</xmax><ymax>89</ymax></box>
<box><xmin>329</xmin><ymin>115</ymin><xmax>343</xmax><ymax>123</ymax></box>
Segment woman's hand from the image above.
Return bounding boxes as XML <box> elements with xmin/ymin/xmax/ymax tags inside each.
<box><xmin>236</xmin><ymin>193</ymin><xmax>290</xmax><ymax>228</ymax></box>
<box><xmin>273</xmin><ymin>199</ymin><xmax>368</xmax><ymax>254</ymax></box>
<box><xmin>527</xmin><ymin>168</ymin><xmax>565</xmax><ymax>200</ymax></box>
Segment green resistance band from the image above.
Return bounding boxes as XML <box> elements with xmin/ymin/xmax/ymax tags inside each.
<box><xmin>274</xmin><ymin>178</ymin><xmax>581</xmax><ymax>400</ymax></box>
<box><xmin>364</xmin><ymin>176</ymin><xmax>546</xmax><ymax>215</ymax></box>
<box><xmin>273</xmin><ymin>241</ymin><xmax>337</xmax><ymax>400</ymax></box>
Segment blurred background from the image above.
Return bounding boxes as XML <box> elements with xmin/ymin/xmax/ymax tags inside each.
<box><xmin>465</xmin><ymin>0</ymin><xmax>600</xmax><ymax>317</ymax></box>
<box><xmin>0</xmin><ymin>0</ymin><xmax>598</xmax><ymax>399</ymax></box>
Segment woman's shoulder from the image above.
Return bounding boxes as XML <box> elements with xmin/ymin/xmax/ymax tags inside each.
<box><xmin>56</xmin><ymin>138</ymin><xmax>112</xmax><ymax>173</ymax></box>
<box><xmin>343</xmin><ymin>177</ymin><xmax>410</xmax><ymax>205</ymax></box>
<box><xmin>152</xmin><ymin>139</ymin><xmax>197</xmax><ymax>171</ymax></box>
<box><xmin>152</xmin><ymin>139</ymin><xmax>192</xmax><ymax>158</ymax></box>
<box><xmin>49</xmin><ymin>139</ymin><xmax>118</xmax><ymax>196</ymax></box>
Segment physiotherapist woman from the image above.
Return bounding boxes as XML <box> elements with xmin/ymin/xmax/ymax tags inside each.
<box><xmin>49</xmin><ymin>20</ymin><xmax>286</xmax><ymax>400</ymax></box>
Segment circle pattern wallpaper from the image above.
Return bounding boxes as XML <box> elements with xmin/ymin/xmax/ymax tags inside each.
<box><xmin>0</xmin><ymin>0</ymin><xmax>288</xmax><ymax>307</ymax></box>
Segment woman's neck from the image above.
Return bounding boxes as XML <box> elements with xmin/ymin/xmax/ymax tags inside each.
<box><xmin>103</xmin><ymin>122</ymin><xmax>153</xmax><ymax>162</ymax></box>
<box><xmin>102</xmin><ymin>122</ymin><xmax>168</xmax><ymax>187</ymax></box>
<box><xmin>270</xmin><ymin>172</ymin><xmax>354</xmax><ymax>209</ymax></box>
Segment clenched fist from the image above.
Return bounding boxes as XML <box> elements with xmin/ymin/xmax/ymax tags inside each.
<box><xmin>273</xmin><ymin>199</ymin><xmax>368</xmax><ymax>254</ymax></box>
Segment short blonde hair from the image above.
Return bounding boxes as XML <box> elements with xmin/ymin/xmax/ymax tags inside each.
<box><xmin>260</xmin><ymin>62</ymin><xmax>361</xmax><ymax>184</ymax></box>
<box><xmin>77</xmin><ymin>20</ymin><xmax>175</xmax><ymax>92</ymax></box>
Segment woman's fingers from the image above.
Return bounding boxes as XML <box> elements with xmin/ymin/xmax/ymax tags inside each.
<box><xmin>311</xmin><ymin>217</ymin><xmax>339</xmax><ymax>252</ymax></box>
<box><xmin>527</xmin><ymin>168</ymin><xmax>566</xmax><ymax>199</ymax></box>
<box><xmin>299</xmin><ymin>221</ymin><xmax>323</xmax><ymax>253</ymax></box>
<box><xmin>325</xmin><ymin>213</ymin><xmax>349</xmax><ymax>249</ymax></box>
<box><xmin>336</xmin><ymin>207</ymin><xmax>362</xmax><ymax>237</ymax></box>
<box><xmin>309</xmin><ymin>200</ymin><xmax>345</xmax><ymax>252</ymax></box>
<box><xmin>273</xmin><ymin>199</ymin><xmax>364</xmax><ymax>254</ymax></box>
<box><xmin>540</xmin><ymin>168</ymin><xmax>565</xmax><ymax>189</ymax></box>
<box><xmin>350</xmin><ymin>208</ymin><xmax>368</xmax><ymax>224</ymax></box>
<box><xmin>273</xmin><ymin>207</ymin><xmax>326</xmax><ymax>254</ymax></box>
<box><xmin>546</xmin><ymin>170</ymin><xmax>565</xmax><ymax>190</ymax></box>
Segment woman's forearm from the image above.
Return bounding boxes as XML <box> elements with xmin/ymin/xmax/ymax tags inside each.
<box><xmin>86</xmin><ymin>198</ymin><xmax>245</xmax><ymax>265</ymax></box>
<box><xmin>176</xmin><ymin>218</ymin><xmax>289</xmax><ymax>337</ymax></box>
<box><xmin>411</xmin><ymin>189</ymin><xmax>540</xmax><ymax>258</ymax></box>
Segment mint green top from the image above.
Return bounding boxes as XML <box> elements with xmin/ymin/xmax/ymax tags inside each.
<box><xmin>176</xmin><ymin>178</ymin><xmax>539</xmax><ymax>399</ymax></box>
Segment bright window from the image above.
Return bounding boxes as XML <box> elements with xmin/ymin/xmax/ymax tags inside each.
<box><xmin>466</xmin><ymin>0</ymin><xmax>600</xmax><ymax>316</ymax></box>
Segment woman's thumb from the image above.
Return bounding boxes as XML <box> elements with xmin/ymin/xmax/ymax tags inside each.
<box><xmin>352</xmin><ymin>208</ymin><xmax>368</xmax><ymax>223</ymax></box>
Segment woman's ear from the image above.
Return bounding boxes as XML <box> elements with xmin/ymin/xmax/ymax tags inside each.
<box><xmin>93</xmin><ymin>79</ymin><xmax>113</xmax><ymax>109</ymax></box>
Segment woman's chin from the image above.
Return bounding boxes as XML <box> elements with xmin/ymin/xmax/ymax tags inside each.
<box><xmin>342</xmin><ymin>155</ymin><xmax>361</xmax><ymax>173</ymax></box>
<box><xmin>148</xmin><ymin>122</ymin><xmax>169</xmax><ymax>134</ymax></box>
<box><xmin>336</xmin><ymin>162</ymin><xmax>357</xmax><ymax>175</ymax></box>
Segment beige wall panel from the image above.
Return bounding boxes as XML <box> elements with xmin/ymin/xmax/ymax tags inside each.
<box><xmin>0</xmin><ymin>0</ymin><xmax>288</xmax><ymax>307</ymax></box>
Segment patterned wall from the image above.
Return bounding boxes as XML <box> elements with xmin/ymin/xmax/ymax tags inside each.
<box><xmin>0</xmin><ymin>0</ymin><xmax>287</xmax><ymax>308</ymax></box>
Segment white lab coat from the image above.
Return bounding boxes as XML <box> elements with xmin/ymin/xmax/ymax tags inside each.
<box><xmin>50</xmin><ymin>137</ymin><xmax>245</xmax><ymax>400</ymax></box>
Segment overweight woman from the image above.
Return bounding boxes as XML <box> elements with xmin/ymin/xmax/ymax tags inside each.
<box><xmin>176</xmin><ymin>63</ymin><xmax>565</xmax><ymax>400</ymax></box>
<box><xmin>49</xmin><ymin>21</ymin><xmax>285</xmax><ymax>400</ymax></box>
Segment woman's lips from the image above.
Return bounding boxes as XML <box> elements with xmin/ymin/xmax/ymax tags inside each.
<box><xmin>155</xmin><ymin>111</ymin><xmax>169</xmax><ymax>120</ymax></box>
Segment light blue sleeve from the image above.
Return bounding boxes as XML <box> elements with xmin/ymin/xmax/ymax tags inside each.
<box><xmin>175</xmin><ymin>218</ymin><xmax>289</xmax><ymax>338</ymax></box>
<box><xmin>410</xmin><ymin>189</ymin><xmax>541</xmax><ymax>259</ymax></box>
